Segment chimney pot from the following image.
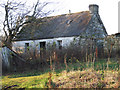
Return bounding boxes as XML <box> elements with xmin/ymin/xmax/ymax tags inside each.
<box><xmin>69</xmin><ymin>10</ymin><xmax>71</xmax><ymax>14</ymax></box>
<box><xmin>89</xmin><ymin>4</ymin><xmax>99</xmax><ymax>14</ymax></box>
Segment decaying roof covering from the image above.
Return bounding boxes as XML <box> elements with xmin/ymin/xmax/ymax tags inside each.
<box><xmin>14</xmin><ymin>11</ymin><xmax>91</xmax><ymax>41</ymax></box>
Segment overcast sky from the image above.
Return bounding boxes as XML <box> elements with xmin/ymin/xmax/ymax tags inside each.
<box><xmin>0</xmin><ymin>0</ymin><xmax>119</xmax><ymax>35</ymax></box>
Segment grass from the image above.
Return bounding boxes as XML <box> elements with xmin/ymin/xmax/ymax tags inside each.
<box><xmin>2</xmin><ymin>58</ymin><xmax>120</xmax><ymax>88</ymax></box>
<box><xmin>53</xmin><ymin>69</ymin><xmax>119</xmax><ymax>88</ymax></box>
<box><xmin>2</xmin><ymin>73</ymin><xmax>49</xmax><ymax>88</ymax></box>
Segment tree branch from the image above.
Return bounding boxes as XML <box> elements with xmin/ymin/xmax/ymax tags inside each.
<box><xmin>5</xmin><ymin>5</ymin><xmax>10</xmax><ymax>32</ymax></box>
<box><xmin>3</xmin><ymin>20</ymin><xmax>8</xmax><ymax>38</ymax></box>
<box><xmin>32</xmin><ymin>0</ymin><xmax>39</xmax><ymax>17</ymax></box>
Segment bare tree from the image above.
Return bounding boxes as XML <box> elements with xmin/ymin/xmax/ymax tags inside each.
<box><xmin>0</xmin><ymin>0</ymin><xmax>54</xmax><ymax>48</ymax></box>
<box><xmin>104</xmin><ymin>35</ymin><xmax>115</xmax><ymax>69</ymax></box>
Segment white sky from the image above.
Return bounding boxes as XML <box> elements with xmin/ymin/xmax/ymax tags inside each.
<box><xmin>0</xmin><ymin>0</ymin><xmax>119</xmax><ymax>35</ymax></box>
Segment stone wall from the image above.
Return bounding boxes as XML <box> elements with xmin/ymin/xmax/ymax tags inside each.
<box><xmin>85</xmin><ymin>14</ymin><xmax>107</xmax><ymax>39</ymax></box>
<box><xmin>104</xmin><ymin>35</ymin><xmax>120</xmax><ymax>58</ymax></box>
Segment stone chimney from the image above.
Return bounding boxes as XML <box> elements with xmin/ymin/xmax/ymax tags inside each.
<box><xmin>89</xmin><ymin>4</ymin><xmax>99</xmax><ymax>14</ymax></box>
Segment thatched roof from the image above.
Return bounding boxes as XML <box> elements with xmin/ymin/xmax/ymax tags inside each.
<box><xmin>14</xmin><ymin>11</ymin><xmax>92</xmax><ymax>41</ymax></box>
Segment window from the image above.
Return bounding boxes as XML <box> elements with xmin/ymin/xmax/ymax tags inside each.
<box><xmin>25</xmin><ymin>43</ymin><xmax>29</xmax><ymax>52</ymax></box>
<box><xmin>67</xmin><ymin>20</ymin><xmax>73</xmax><ymax>25</ymax></box>
<box><xmin>40</xmin><ymin>42</ymin><xmax>46</xmax><ymax>58</ymax></box>
<box><xmin>40</xmin><ymin>42</ymin><xmax>46</xmax><ymax>50</ymax></box>
<box><xmin>57</xmin><ymin>40</ymin><xmax>62</xmax><ymax>49</ymax></box>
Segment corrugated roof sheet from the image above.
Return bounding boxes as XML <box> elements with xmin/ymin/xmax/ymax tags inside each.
<box><xmin>14</xmin><ymin>11</ymin><xmax>91</xmax><ymax>41</ymax></box>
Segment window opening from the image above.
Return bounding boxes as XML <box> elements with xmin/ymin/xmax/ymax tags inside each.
<box><xmin>25</xmin><ymin>43</ymin><xmax>29</xmax><ymax>52</ymax></box>
<box><xmin>57</xmin><ymin>40</ymin><xmax>62</xmax><ymax>49</ymax></box>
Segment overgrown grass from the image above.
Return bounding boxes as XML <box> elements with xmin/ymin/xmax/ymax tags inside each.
<box><xmin>66</xmin><ymin>58</ymin><xmax>119</xmax><ymax>71</ymax></box>
<box><xmin>2</xmin><ymin>73</ymin><xmax>49</xmax><ymax>88</ymax></box>
<box><xmin>2</xmin><ymin>59</ymin><xmax>120</xmax><ymax>88</ymax></box>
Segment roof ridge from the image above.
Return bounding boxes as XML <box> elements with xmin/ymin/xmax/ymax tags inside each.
<box><xmin>38</xmin><ymin>11</ymin><xmax>90</xmax><ymax>19</ymax></box>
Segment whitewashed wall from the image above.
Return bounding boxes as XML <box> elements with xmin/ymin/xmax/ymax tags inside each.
<box><xmin>12</xmin><ymin>36</ymin><xmax>75</xmax><ymax>53</ymax></box>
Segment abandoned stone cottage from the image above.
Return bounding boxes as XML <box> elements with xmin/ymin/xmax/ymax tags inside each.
<box><xmin>12</xmin><ymin>4</ymin><xmax>108</xmax><ymax>53</ymax></box>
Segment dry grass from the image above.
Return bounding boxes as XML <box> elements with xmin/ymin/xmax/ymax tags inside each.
<box><xmin>2</xmin><ymin>68</ymin><xmax>120</xmax><ymax>88</ymax></box>
<box><xmin>53</xmin><ymin>69</ymin><xmax>119</xmax><ymax>88</ymax></box>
